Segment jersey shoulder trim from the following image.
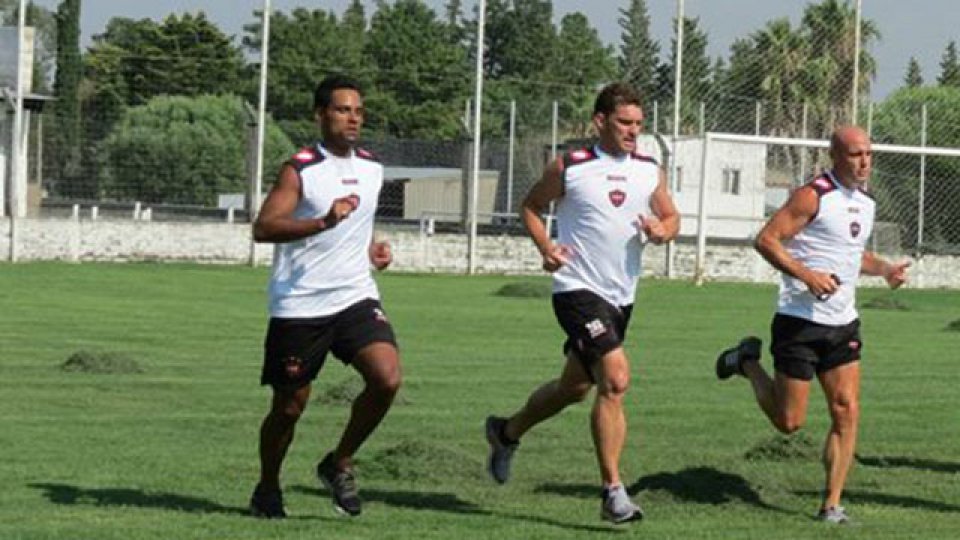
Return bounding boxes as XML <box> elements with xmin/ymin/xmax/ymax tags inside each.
<box><xmin>286</xmin><ymin>146</ymin><xmax>326</xmax><ymax>172</ymax></box>
<box><xmin>562</xmin><ymin>147</ymin><xmax>599</xmax><ymax>169</ymax></box>
<box><xmin>355</xmin><ymin>147</ymin><xmax>381</xmax><ymax>163</ymax></box>
<box><xmin>857</xmin><ymin>186</ymin><xmax>875</xmax><ymax>200</ymax></box>
<box><xmin>630</xmin><ymin>152</ymin><xmax>659</xmax><ymax>167</ymax></box>
<box><xmin>808</xmin><ymin>174</ymin><xmax>837</xmax><ymax>197</ymax></box>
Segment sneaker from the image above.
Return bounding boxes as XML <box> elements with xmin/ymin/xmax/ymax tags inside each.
<box><xmin>317</xmin><ymin>453</ymin><xmax>362</xmax><ymax>516</ymax></box>
<box><xmin>817</xmin><ymin>505</ymin><xmax>850</xmax><ymax>524</ymax></box>
<box><xmin>715</xmin><ymin>336</ymin><xmax>763</xmax><ymax>380</ymax></box>
<box><xmin>485</xmin><ymin>416</ymin><xmax>518</xmax><ymax>484</ymax></box>
<box><xmin>601</xmin><ymin>485</ymin><xmax>644</xmax><ymax>524</ymax></box>
<box><xmin>249</xmin><ymin>484</ymin><xmax>286</xmax><ymax>519</ymax></box>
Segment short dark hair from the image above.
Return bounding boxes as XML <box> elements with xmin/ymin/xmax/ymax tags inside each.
<box><xmin>593</xmin><ymin>82</ymin><xmax>642</xmax><ymax>116</ymax></box>
<box><xmin>313</xmin><ymin>74</ymin><xmax>363</xmax><ymax>111</ymax></box>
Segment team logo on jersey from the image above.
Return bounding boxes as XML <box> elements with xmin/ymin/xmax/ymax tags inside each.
<box><xmin>608</xmin><ymin>189</ymin><xmax>626</xmax><ymax>207</ymax></box>
<box><xmin>850</xmin><ymin>221</ymin><xmax>861</xmax><ymax>238</ymax></box>
<box><xmin>585</xmin><ymin>319</ymin><xmax>607</xmax><ymax>339</ymax></box>
<box><xmin>283</xmin><ymin>356</ymin><xmax>305</xmax><ymax>379</ymax></box>
<box><xmin>342</xmin><ymin>177</ymin><xmax>359</xmax><ymax>185</ymax></box>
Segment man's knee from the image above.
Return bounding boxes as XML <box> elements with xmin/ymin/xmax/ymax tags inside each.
<box><xmin>596</xmin><ymin>371</ymin><xmax>630</xmax><ymax>400</ymax></box>
<box><xmin>829</xmin><ymin>394</ymin><xmax>859</xmax><ymax>428</ymax></box>
<box><xmin>773</xmin><ymin>411</ymin><xmax>805</xmax><ymax>434</ymax></box>
<box><xmin>563</xmin><ymin>381</ymin><xmax>593</xmax><ymax>404</ymax></box>
<box><xmin>271</xmin><ymin>390</ymin><xmax>309</xmax><ymax>424</ymax></box>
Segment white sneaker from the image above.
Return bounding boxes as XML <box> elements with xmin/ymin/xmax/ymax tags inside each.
<box><xmin>601</xmin><ymin>485</ymin><xmax>644</xmax><ymax>524</ymax></box>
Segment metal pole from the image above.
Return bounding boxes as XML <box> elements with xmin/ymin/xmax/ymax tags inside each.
<box><xmin>866</xmin><ymin>101</ymin><xmax>874</xmax><ymax>136</ymax></box>
<box><xmin>667</xmin><ymin>0</ymin><xmax>684</xmax><ymax>279</ymax></box>
<box><xmin>755</xmin><ymin>101</ymin><xmax>761</xmax><ymax>136</ymax></box>
<box><xmin>799</xmin><ymin>101</ymin><xmax>808</xmax><ymax>185</ymax></box>
<box><xmin>917</xmin><ymin>103</ymin><xmax>926</xmax><ymax>254</ymax></box>
<box><xmin>544</xmin><ymin>100</ymin><xmax>558</xmax><ymax>238</ymax></box>
<box><xmin>652</xmin><ymin>100</ymin><xmax>658</xmax><ymax>133</ymax></box>
<box><xmin>9</xmin><ymin>0</ymin><xmax>27</xmax><ymax>261</ymax></box>
<box><xmin>851</xmin><ymin>0</ymin><xmax>863</xmax><ymax>123</ymax></box>
<box><xmin>694</xmin><ymin>133</ymin><xmax>712</xmax><ymax>285</ymax></box>
<box><xmin>250</xmin><ymin>0</ymin><xmax>271</xmax><ymax>266</ymax></box>
<box><xmin>699</xmin><ymin>101</ymin><xmax>705</xmax><ymax>135</ymax></box>
<box><xmin>466</xmin><ymin>0</ymin><xmax>486</xmax><ymax>275</ymax></box>
<box><xmin>506</xmin><ymin>99</ymin><xmax>515</xmax><ymax>214</ymax></box>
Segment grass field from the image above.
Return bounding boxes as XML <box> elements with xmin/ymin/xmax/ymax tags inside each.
<box><xmin>1</xmin><ymin>263</ymin><xmax>957</xmax><ymax>539</ymax></box>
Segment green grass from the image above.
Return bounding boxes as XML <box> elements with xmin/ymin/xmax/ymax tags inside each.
<box><xmin>0</xmin><ymin>263</ymin><xmax>957</xmax><ymax>539</ymax></box>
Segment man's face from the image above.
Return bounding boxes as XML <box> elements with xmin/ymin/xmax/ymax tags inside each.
<box><xmin>833</xmin><ymin>130</ymin><xmax>872</xmax><ymax>186</ymax></box>
<box><xmin>318</xmin><ymin>88</ymin><xmax>364</xmax><ymax>145</ymax></box>
<box><xmin>595</xmin><ymin>103</ymin><xmax>643</xmax><ymax>155</ymax></box>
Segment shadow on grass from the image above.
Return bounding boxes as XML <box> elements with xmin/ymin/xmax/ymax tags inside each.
<box><xmin>795</xmin><ymin>489</ymin><xmax>960</xmax><ymax>513</ymax></box>
<box><xmin>537</xmin><ymin>467</ymin><xmax>790</xmax><ymax>515</ymax></box>
<box><xmin>29</xmin><ymin>483</ymin><xmax>247</xmax><ymax>515</ymax></box>
<box><xmin>856</xmin><ymin>454</ymin><xmax>960</xmax><ymax>474</ymax></box>
<box><xmin>293</xmin><ymin>485</ymin><xmax>619</xmax><ymax>533</ymax></box>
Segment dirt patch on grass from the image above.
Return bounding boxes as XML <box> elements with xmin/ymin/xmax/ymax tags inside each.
<box><xmin>361</xmin><ymin>440</ymin><xmax>484</xmax><ymax>481</ymax></box>
<box><xmin>60</xmin><ymin>351</ymin><xmax>143</xmax><ymax>374</ymax></box>
<box><xmin>862</xmin><ymin>295</ymin><xmax>910</xmax><ymax>311</ymax></box>
<box><xmin>744</xmin><ymin>433</ymin><xmax>818</xmax><ymax>462</ymax></box>
<box><xmin>493</xmin><ymin>281</ymin><xmax>552</xmax><ymax>299</ymax></box>
<box><xmin>315</xmin><ymin>376</ymin><xmax>409</xmax><ymax>405</ymax></box>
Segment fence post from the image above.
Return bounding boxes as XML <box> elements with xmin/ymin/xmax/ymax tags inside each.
<box><xmin>694</xmin><ymin>133</ymin><xmax>712</xmax><ymax>285</ymax></box>
<box><xmin>917</xmin><ymin>103</ymin><xmax>927</xmax><ymax>256</ymax></box>
<box><xmin>506</xmin><ymin>99</ymin><xmax>516</xmax><ymax>214</ymax></box>
<box><xmin>754</xmin><ymin>101</ymin><xmax>762</xmax><ymax>136</ymax></box>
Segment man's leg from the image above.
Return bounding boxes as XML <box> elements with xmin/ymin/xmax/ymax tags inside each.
<box><xmin>742</xmin><ymin>361</ymin><xmax>812</xmax><ymax>434</ymax></box>
<box><xmin>258</xmin><ymin>384</ymin><xmax>312</xmax><ymax>491</ymax></box>
<box><xmin>817</xmin><ymin>361</ymin><xmax>860</xmax><ymax>510</ymax></box>
<box><xmin>590</xmin><ymin>347</ymin><xmax>630</xmax><ymax>486</ymax></box>
<box><xmin>502</xmin><ymin>353</ymin><xmax>593</xmax><ymax>441</ymax></box>
<box><xmin>330</xmin><ymin>342</ymin><xmax>402</xmax><ymax>467</ymax></box>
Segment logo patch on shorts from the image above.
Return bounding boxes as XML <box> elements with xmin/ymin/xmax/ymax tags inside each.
<box><xmin>848</xmin><ymin>340</ymin><xmax>860</xmax><ymax>351</ymax></box>
<box><xmin>283</xmin><ymin>356</ymin><xmax>304</xmax><ymax>379</ymax></box>
<box><xmin>585</xmin><ymin>319</ymin><xmax>607</xmax><ymax>339</ymax></box>
<box><xmin>373</xmin><ymin>308</ymin><xmax>389</xmax><ymax>323</ymax></box>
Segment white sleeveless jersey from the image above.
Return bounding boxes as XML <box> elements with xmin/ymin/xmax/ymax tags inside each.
<box><xmin>552</xmin><ymin>145</ymin><xmax>660</xmax><ymax>307</ymax></box>
<box><xmin>777</xmin><ymin>171</ymin><xmax>875</xmax><ymax>325</ymax></box>
<box><xmin>268</xmin><ymin>143</ymin><xmax>382</xmax><ymax>318</ymax></box>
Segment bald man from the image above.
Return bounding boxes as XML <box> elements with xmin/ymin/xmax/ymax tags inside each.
<box><xmin>715</xmin><ymin>125</ymin><xmax>909</xmax><ymax>524</ymax></box>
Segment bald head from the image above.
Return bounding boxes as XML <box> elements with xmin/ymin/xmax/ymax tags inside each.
<box><xmin>829</xmin><ymin>125</ymin><xmax>872</xmax><ymax>187</ymax></box>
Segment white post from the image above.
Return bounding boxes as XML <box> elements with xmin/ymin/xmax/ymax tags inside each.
<box><xmin>799</xmin><ymin>101</ymin><xmax>809</xmax><ymax>185</ymax></box>
<box><xmin>699</xmin><ymin>101</ymin><xmax>705</xmax><ymax>135</ymax></box>
<box><xmin>466</xmin><ymin>0</ymin><xmax>486</xmax><ymax>275</ymax></box>
<box><xmin>250</xmin><ymin>0</ymin><xmax>271</xmax><ymax>266</ymax></box>
<box><xmin>694</xmin><ymin>133</ymin><xmax>712</xmax><ymax>285</ymax></box>
<box><xmin>506</xmin><ymin>99</ymin><xmax>516</xmax><ymax>214</ymax></box>
<box><xmin>917</xmin><ymin>103</ymin><xmax>927</xmax><ymax>254</ymax></box>
<box><xmin>227</xmin><ymin>206</ymin><xmax>235</xmax><ymax>223</ymax></box>
<box><xmin>866</xmin><ymin>101</ymin><xmax>874</xmax><ymax>136</ymax></box>
<box><xmin>754</xmin><ymin>101</ymin><xmax>762</xmax><ymax>135</ymax></box>
<box><xmin>9</xmin><ymin>0</ymin><xmax>27</xmax><ymax>261</ymax></box>
<box><xmin>851</xmin><ymin>0</ymin><xmax>863</xmax><ymax>123</ymax></box>
<box><xmin>544</xmin><ymin>100</ymin><xmax>558</xmax><ymax>238</ymax></box>
<box><xmin>133</xmin><ymin>201</ymin><xmax>141</xmax><ymax>220</ymax></box>
<box><xmin>91</xmin><ymin>206</ymin><xmax>98</xmax><ymax>220</ymax></box>
<box><xmin>667</xmin><ymin>0</ymin><xmax>684</xmax><ymax>279</ymax></box>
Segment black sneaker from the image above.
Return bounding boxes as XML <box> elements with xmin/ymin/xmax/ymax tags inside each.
<box><xmin>249</xmin><ymin>484</ymin><xmax>286</xmax><ymax>519</ymax></box>
<box><xmin>715</xmin><ymin>336</ymin><xmax>762</xmax><ymax>380</ymax></box>
<box><xmin>317</xmin><ymin>453</ymin><xmax>362</xmax><ymax>516</ymax></box>
<box><xmin>485</xmin><ymin>416</ymin><xmax>519</xmax><ymax>484</ymax></box>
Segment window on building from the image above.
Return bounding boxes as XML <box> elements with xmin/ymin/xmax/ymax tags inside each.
<box><xmin>722</xmin><ymin>168</ymin><xmax>741</xmax><ymax>195</ymax></box>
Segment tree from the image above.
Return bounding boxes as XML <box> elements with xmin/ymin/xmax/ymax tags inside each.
<box><xmin>872</xmin><ymin>86</ymin><xmax>960</xmax><ymax>252</ymax></box>
<box><xmin>364</xmin><ymin>0</ymin><xmax>470</xmax><ymax>138</ymax></box>
<box><xmin>938</xmin><ymin>41</ymin><xmax>960</xmax><ymax>87</ymax></box>
<box><xmin>51</xmin><ymin>0</ymin><xmax>82</xmax><ymax>189</ymax></box>
<box><xmin>618</xmin><ymin>0</ymin><xmax>660</xmax><ymax>104</ymax></box>
<box><xmin>553</xmin><ymin>13</ymin><xmax>616</xmax><ymax>137</ymax></box>
<box><xmin>904</xmin><ymin>57</ymin><xmax>923</xmax><ymax>88</ymax></box>
<box><xmin>99</xmin><ymin>94</ymin><xmax>294</xmax><ymax>205</ymax></box>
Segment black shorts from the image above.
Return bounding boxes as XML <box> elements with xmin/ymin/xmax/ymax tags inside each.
<box><xmin>552</xmin><ymin>290</ymin><xmax>633</xmax><ymax>372</ymax></box>
<box><xmin>260</xmin><ymin>298</ymin><xmax>397</xmax><ymax>389</ymax></box>
<box><xmin>770</xmin><ymin>313</ymin><xmax>862</xmax><ymax>381</ymax></box>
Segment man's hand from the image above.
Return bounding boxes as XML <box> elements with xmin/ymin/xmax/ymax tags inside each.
<box><xmin>541</xmin><ymin>244</ymin><xmax>573</xmax><ymax>273</ymax></box>
<box><xmin>802</xmin><ymin>269</ymin><xmax>840</xmax><ymax>300</ymax></box>
<box><xmin>637</xmin><ymin>214</ymin><xmax>668</xmax><ymax>245</ymax></box>
<box><xmin>884</xmin><ymin>260</ymin><xmax>910</xmax><ymax>289</ymax></box>
<box><xmin>370</xmin><ymin>241</ymin><xmax>392</xmax><ymax>271</ymax></box>
<box><xmin>322</xmin><ymin>194</ymin><xmax>360</xmax><ymax>229</ymax></box>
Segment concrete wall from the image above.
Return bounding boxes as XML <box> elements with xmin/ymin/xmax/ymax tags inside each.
<box><xmin>2</xmin><ymin>217</ymin><xmax>959</xmax><ymax>289</ymax></box>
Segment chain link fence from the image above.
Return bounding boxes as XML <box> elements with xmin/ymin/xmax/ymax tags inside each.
<box><xmin>3</xmin><ymin>0</ymin><xmax>959</xmax><ymax>272</ymax></box>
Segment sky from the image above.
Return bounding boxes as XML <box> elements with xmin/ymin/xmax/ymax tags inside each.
<box><xmin>25</xmin><ymin>0</ymin><xmax>960</xmax><ymax>100</ymax></box>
